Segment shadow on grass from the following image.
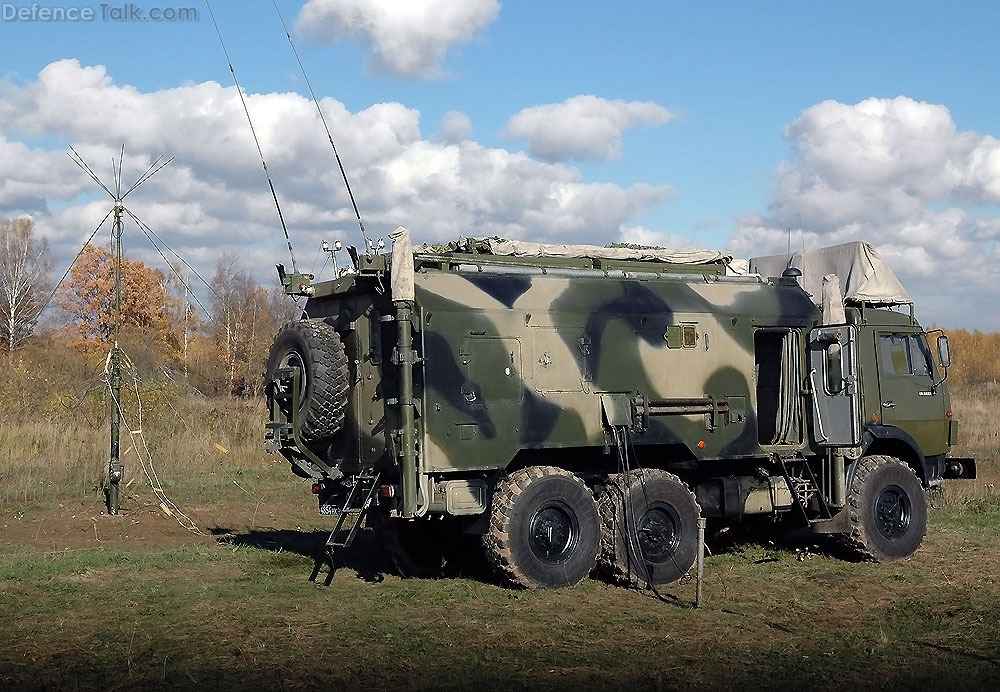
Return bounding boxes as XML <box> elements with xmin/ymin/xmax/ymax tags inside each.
<box><xmin>704</xmin><ymin>515</ymin><xmax>863</xmax><ymax>563</ymax></box>
<box><xmin>207</xmin><ymin>525</ymin><xmax>499</xmax><ymax>586</ymax></box>
<box><xmin>209</xmin><ymin>525</ymin><xmax>393</xmax><ymax>583</ymax></box>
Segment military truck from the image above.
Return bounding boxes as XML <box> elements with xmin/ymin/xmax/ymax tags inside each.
<box><xmin>264</xmin><ymin>230</ymin><xmax>975</xmax><ymax>589</ymax></box>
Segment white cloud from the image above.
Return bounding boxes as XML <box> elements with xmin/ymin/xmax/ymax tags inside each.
<box><xmin>438</xmin><ymin>110</ymin><xmax>471</xmax><ymax>143</ymax></box>
<box><xmin>0</xmin><ymin>60</ymin><xmax>671</xmax><ymax>305</ymax></box>
<box><xmin>728</xmin><ymin>96</ymin><xmax>1000</xmax><ymax>329</ymax></box>
<box><xmin>504</xmin><ymin>95</ymin><xmax>675</xmax><ymax>162</ymax></box>
<box><xmin>296</xmin><ymin>0</ymin><xmax>500</xmax><ymax>79</ymax></box>
<box><xmin>617</xmin><ymin>225</ymin><xmax>693</xmax><ymax>249</ymax></box>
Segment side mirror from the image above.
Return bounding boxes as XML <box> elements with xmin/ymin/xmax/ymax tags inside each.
<box><xmin>826</xmin><ymin>342</ymin><xmax>844</xmax><ymax>394</ymax></box>
<box><xmin>937</xmin><ymin>335</ymin><xmax>951</xmax><ymax>369</ymax></box>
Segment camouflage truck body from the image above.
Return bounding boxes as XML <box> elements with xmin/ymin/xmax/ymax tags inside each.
<box><xmin>266</xmin><ymin>234</ymin><xmax>975</xmax><ymax>588</ymax></box>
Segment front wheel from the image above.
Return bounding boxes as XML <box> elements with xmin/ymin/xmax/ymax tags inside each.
<box><xmin>841</xmin><ymin>455</ymin><xmax>927</xmax><ymax>561</ymax></box>
<box><xmin>484</xmin><ymin>466</ymin><xmax>601</xmax><ymax>589</ymax></box>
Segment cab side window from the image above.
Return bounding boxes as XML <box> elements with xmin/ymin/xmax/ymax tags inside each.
<box><xmin>879</xmin><ymin>333</ymin><xmax>932</xmax><ymax>378</ymax></box>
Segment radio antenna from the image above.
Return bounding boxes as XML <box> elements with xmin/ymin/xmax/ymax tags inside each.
<box><xmin>204</xmin><ymin>0</ymin><xmax>301</xmax><ymax>273</ymax></box>
<box><xmin>271</xmin><ymin>0</ymin><xmax>374</xmax><ymax>255</ymax></box>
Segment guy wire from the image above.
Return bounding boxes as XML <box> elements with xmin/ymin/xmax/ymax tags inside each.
<box><xmin>33</xmin><ymin>207</ymin><xmax>113</xmax><ymax>319</ymax></box>
<box><xmin>123</xmin><ymin>207</ymin><xmax>219</xmax><ymax>310</ymax></box>
<box><xmin>271</xmin><ymin>0</ymin><xmax>373</xmax><ymax>254</ymax></box>
<box><xmin>204</xmin><ymin>0</ymin><xmax>300</xmax><ymax>273</ymax></box>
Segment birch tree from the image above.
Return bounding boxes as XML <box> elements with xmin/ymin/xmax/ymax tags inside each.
<box><xmin>210</xmin><ymin>255</ymin><xmax>296</xmax><ymax>395</ymax></box>
<box><xmin>0</xmin><ymin>217</ymin><xmax>51</xmax><ymax>368</ymax></box>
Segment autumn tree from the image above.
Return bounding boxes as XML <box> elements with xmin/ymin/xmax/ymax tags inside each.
<box><xmin>0</xmin><ymin>217</ymin><xmax>52</xmax><ymax>368</ymax></box>
<box><xmin>57</xmin><ymin>244</ymin><xmax>181</xmax><ymax>364</ymax></box>
<box><xmin>210</xmin><ymin>255</ymin><xmax>298</xmax><ymax>395</ymax></box>
<box><xmin>162</xmin><ymin>266</ymin><xmax>200</xmax><ymax>379</ymax></box>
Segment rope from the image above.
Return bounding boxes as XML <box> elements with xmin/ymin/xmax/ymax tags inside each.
<box><xmin>104</xmin><ymin>348</ymin><xmax>203</xmax><ymax>534</ymax></box>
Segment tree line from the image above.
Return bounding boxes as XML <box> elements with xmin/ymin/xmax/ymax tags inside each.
<box><xmin>2</xmin><ymin>215</ymin><xmax>999</xmax><ymax>397</ymax></box>
<box><xmin>1</xmin><ymin>216</ymin><xmax>298</xmax><ymax>395</ymax></box>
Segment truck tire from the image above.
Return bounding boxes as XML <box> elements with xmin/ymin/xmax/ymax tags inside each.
<box><xmin>841</xmin><ymin>455</ymin><xmax>926</xmax><ymax>562</ymax></box>
<box><xmin>599</xmin><ymin>469</ymin><xmax>701</xmax><ymax>588</ymax></box>
<box><xmin>266</xmin><ymin>320</ymin><xmax>349</xmax><ymax>444</ymax></box>
<box><xmin>484</xmin><ymin>466</ymin><xmax>601</xmax><ymax>589</ymax></box>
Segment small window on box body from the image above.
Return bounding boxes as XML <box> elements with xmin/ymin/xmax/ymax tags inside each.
<box><xmin>682</xmin><ymin>325</ymin><xmax>698</xmax><ymax>348</ymax></box>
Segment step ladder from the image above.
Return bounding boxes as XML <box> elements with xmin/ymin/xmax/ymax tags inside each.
<box><xmin>775</xmin><ymin>454</ymin><xmax>835</xmax><ymax>525</ymax></box>
<box><xmin>309</xmin><ymin>472</ymin><xmax>381</xmax><ymax>586</ymax></box>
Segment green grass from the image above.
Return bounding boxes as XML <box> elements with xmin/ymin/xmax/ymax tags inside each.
<box><xmin>0</xmin><ymin>384</ymin><xmax>997</xmax><ymax>690</ymax></box>
<box><xmin>2</xmin><ymin>522</ymin><xmax>999</xmax><ymax>691</ymax></box>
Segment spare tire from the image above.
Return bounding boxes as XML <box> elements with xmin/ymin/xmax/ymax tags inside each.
<box><xmin>266</xmin><ymin>320</ymin><xmax>349</xmax><ymax>444</ymax></box>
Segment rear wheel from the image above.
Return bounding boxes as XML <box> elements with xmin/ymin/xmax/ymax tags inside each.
<box><xmin>841</xmin><ymin>455</ymin><xmax>926</xmax><ymax>561</ymax></box>
<box><xmin>599</xmin><ymin>469</ymin><xmax>701</xmax><ymax>588</ymax></box>
<box><xmin>484</xmin><ymin>466</ymin><xmax>601</xmax><ymax>589</ymax></box>
<box><xmin>266</xmin><ymin>320</ymin><xmax>349</xmax><ymax>444</ymax></box>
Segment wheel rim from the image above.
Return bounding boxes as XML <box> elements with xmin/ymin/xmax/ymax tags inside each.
<box><xmin>874</xmin><ymin>484</ymin><xmax>912</xmax><ymax>540</ymax></box>
<box><xmin>528</xmin><ymin>500</ymin><xmax>580</xmax><ymax>564</ymax></box>
<box><xmin>636</xmin><ymin>502</ymin><xmax>681</xmax><ymax>564</ymax></box>
<box><xmin>278</xmin><ymin>350</ymin><xmax>307</xmax><ymax>405</ymax></box>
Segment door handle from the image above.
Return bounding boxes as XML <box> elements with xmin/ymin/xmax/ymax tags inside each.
<box><xmin>882</xmin><ymin>401</ymin><xmax>895</xmax><ymax>409</ymax></box>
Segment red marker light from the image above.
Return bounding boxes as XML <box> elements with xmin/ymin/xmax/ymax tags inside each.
<box><xmin>698</xmin><ymin>440</ymin><xmax>706</xmax><ymax>449</ymax></box>
<box><xmin>311</xmin><ymin>483</ymin><xmax>322</xmax><ymax>495</ymax></box>
<box><xmin>379</xmin><ymin>485</ymin><xmax>396</xmax><ymax>498</ymax></box>
<box><xmin>946</xmin><ymin>410</ymin><xmax>953</xmax><ymax>418</ymax></box>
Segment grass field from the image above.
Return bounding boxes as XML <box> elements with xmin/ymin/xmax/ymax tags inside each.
<box><xmin>0</xmin><ymin>385</ymin><xmax>997</xmax><ymax>691</ymax></box>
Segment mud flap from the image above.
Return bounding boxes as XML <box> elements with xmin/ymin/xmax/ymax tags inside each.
<box><xmin>810</xmin><ymin>508</ymin><xmax>851</xmax><ymax>534</ymax></box>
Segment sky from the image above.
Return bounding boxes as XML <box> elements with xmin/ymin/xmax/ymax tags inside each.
<box><xmin>2</xmin><ymin>0</ymin><xmax>1000</xmax><ymax>329</ymax></box>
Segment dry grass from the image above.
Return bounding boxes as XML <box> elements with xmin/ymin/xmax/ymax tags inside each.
<box><xmin>950</xmin><ymin>383</ymin><xmax>1000</xmax><ymax>460</ymax></box>
<box><xmin>933</xmin><ymin>385</ymin><xmax>999</xmax><ymax>515</ymax></box>
<box><xmin>3</xmin><ymin>379</ymin><xmax>995</xmax><ymax>518</ymax></box>
<box><xmin>0</xmin><ymin>384</ymin><xmax>288</xmax><ymax>508</ymax></box>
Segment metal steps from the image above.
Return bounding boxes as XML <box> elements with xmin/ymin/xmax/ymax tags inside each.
<box><xmin>308</xmin><ymin>472</ymin><xmax>381</xmax><ymax>586</ymax></box>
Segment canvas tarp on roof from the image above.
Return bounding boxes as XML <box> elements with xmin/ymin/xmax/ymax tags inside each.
<box><xmin>749</xmin><ymin>241</ymin><xmax>912</xmax><ymax>306</ymax></box>
<box><xmin>415</xmin><ymin>236</ymin><xmax>731</xmax><ymax>265</ymax></box>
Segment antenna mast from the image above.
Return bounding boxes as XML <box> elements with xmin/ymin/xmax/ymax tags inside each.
<box><xmin>69</xmin><ymin>145</ymin><xmax>173</xmax><ymax>515</ymax></box>
<box><xmin>205</xmin><ymin>0</ymin><xmax>304</xmax><ymax>270</ymax></box>
<box><xmin>271</xmin><ymin>0</ymin><xmax>374</xmax><ymax>255</ymax></box>
<box><xmin>108</xmin><ymin>190</ymin><xmax>125</xmax><ymax>514</ymax></box>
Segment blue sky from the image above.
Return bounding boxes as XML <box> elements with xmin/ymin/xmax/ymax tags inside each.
<box><xmin>2</xmin><ymin>1</ymin><xmax>1000</xmax><ymax>328</ymax></box>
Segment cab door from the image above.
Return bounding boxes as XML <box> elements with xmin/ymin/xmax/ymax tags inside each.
<box><xmin>875</xmin><ymin>331</ymin><xmax>948</xmax><ymax>456</ymax></box>
<box><xmin>808</xmin><ymin>325</ymin><xmax>861</xmax><ymax>447</ymax></box>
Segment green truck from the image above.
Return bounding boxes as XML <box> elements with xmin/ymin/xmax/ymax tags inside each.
<box><xmin>265</xmin><ymin>230</ymin><xmax>975</xmax><ymax>588</ymax></box>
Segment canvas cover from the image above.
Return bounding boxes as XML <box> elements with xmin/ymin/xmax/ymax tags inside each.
<box><xmin>389</xmin><ymin>226</ymin><xmax>415</xmax><ymax>302</ymax></box>
<box><xmin>749</xmin><ymin>241</ymin><xmax>912</xmax><ymax>306</ymax></box>
<box><xmin>415</xmin><ymin>236</ymin><xmax>731</xmax><ymax>266</ymax></box>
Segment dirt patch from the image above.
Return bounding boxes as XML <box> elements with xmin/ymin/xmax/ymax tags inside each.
<box><xmin>0</xmin><ymin>502</ymin><xmax>210</xmax><ymax>551</ymax></box>
<box><xmin>0</xmin><ymin>499</ymin><xmax>321</xmax><ymax>552</ymax></box>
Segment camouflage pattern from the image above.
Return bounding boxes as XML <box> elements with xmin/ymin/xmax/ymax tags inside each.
<box><xmin>269</xmin><ymin>245</ymin><xmax>967</xmax><ymax>520</ymax></box>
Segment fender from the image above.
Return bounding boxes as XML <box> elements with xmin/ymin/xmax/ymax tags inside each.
<box><xmin>861</xmin><ymin>424</ymin><xmax>931</xmax><ymax>485</ymax></box>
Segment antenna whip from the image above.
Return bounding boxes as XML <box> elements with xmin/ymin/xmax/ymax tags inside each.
<box><xmin>204</xmin><ymin>0</ymin><xmax>300</xmax><ymax>273</ymax></box>
<box><xmin>271</xmin><ymin>0</ymin><xmax>373</xmax><ymax>255</ymax></box>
